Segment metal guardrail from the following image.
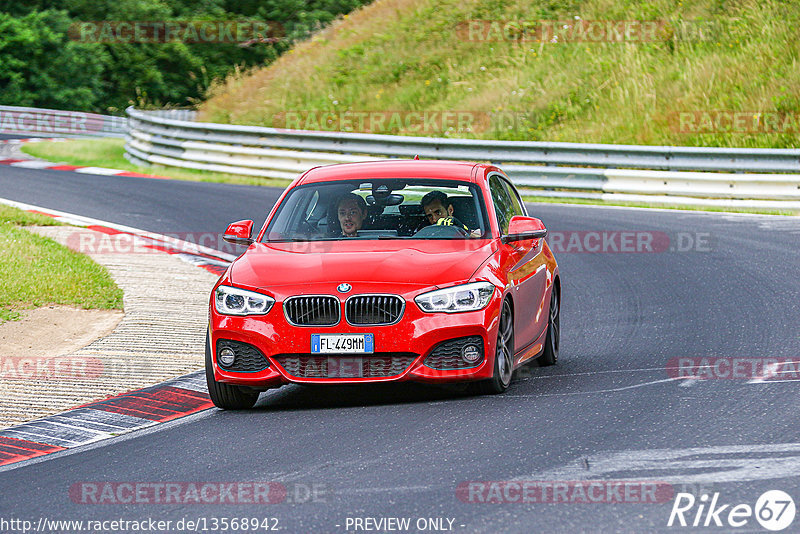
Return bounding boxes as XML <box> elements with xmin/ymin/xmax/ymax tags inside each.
<box><xmin>123</xmin><ymin>106</ymin><xmax>799</xmax><ymax>208</ymax></box>
<box><xmin>0</xmin><ymin>105</ymin><xmax>127</xmax><ymax>138</ymax></box>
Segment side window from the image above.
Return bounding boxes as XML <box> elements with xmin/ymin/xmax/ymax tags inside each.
<box><xmin>489</xmin><ymin>176</ymin><xmax>514</xmax><ymax>234</ymax></box>
<box><xmin>501</xmin><ymin>179</ymin><xmax>526</xmax><ymax>218</ymax></box>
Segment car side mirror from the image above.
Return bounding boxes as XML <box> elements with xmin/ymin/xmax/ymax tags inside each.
<box><xmin>223</xmin><ymin>220</ymin><xmax>254</xmax><ymax>245</ymax></box>
<box><xmin>502</xmin><ymin>216</ymin><xmax>547</xmax><ymax>243</ymax></box>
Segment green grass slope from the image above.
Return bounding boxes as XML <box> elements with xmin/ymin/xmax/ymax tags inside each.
<box><xmin>199</xmin><ymin>0</ymin><xmax>800</xmax><ymax>148</ymax></box>
<box><xmin>0</xmin><ymin>205</ymin><xmax>122</xmax><ymax>322</ymax></box>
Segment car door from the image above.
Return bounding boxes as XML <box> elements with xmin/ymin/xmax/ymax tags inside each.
<box><xmin>489</xmin><ymin>174</ymin><xmax>548</xmax><ymax>355</ymax></box>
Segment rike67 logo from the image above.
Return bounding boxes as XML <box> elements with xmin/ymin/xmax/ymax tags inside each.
<box><xmin>668</xmin><ymin>490</ymin><xmax>796</xmax><ymax>531</ymax></box>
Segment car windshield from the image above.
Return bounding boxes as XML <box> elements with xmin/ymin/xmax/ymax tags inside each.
<box><xmin>263</xmin><ymin>179</ymin><xmax>488</xmax><ymax>241</ymax></box>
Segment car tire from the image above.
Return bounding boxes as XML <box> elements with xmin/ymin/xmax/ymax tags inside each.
<box><xmin>472</xmin><ymin>298</ymin><xmax>514</xmax><ymax>395</ymax></box>
<box><xmin>205</xmin><ymin>331</ymin><xmax>260</xmax><ymax>410</ymax></box>
<box><xmin>537</xmin><ymin>286</ymin><xmax>559</xmax><ymax>367</ymax></box>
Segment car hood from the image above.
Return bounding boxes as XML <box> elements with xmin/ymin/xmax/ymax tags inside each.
<box><xmin>230</xmin><ymin>240</ymin><xmax>497</xmax><ymax>289</ymax></box>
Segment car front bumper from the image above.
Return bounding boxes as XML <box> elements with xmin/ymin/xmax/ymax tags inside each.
<box><xmin>209</xmin><ymin>288</ymin><xmax>502</xmax><ymax>388</ymax></box>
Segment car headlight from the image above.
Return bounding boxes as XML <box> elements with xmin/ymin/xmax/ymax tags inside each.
<box><xmin>215</xmin><ymin>285</ymin><xmax>274</xmax><ymax>316</ymax></box>
<box><xmin>415</xmin><ymin>282</ymin><xmax>495</xmax><ymax>313</ymax></box>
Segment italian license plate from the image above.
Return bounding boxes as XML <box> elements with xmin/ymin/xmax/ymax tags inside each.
<box><xmin>311</xmin><ymin>334</ymin><xmax>374</xmax><ymax>354</ymax></box>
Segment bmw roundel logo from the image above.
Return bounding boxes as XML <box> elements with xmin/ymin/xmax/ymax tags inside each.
<box><xmin>337</xmin><ymin>283</ymin><xmax>352</xmax><ymax>293</ymax></box>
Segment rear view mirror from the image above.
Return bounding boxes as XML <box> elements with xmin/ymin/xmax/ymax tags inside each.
<box><xmin>502</xmin><ymin>216</ymin><xmax>547</xmax><ymax>243</ymax></box>
<box><xmin>366</xmin><ymin>193</ymin><xmax>404</xmax><ymax>206</ymax></box>
<box><xmin>223</xmin><ymin>220</ymin><xmax>254</xmax><ymax>245</ymax></box>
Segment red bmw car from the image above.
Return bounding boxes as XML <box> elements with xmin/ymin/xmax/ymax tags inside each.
<box><xmin>206</xmin><ymin>160</ymin><xmax>560</xmax><ymax>409</ymax></box>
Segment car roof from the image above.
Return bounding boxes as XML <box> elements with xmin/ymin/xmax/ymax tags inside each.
<box><xmin>296</xmin><ymin>159</ymin><xmax>494</xmax><ymax>185</ymax></box>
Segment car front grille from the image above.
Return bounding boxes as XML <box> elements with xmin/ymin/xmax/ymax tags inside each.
<box><xmin>345</xmin><ymin>295</ymin><xmax>404</xmax><ymax>325</ymax></box>
<box><xmin>274</xmin><ymin>354</ymin><xmax>416</xmax><ymax>378</ymax></box>
<box><xmin>284</xmin><ymin>296</ymin><xmax>340</xmax><ymax>326</ymax></box>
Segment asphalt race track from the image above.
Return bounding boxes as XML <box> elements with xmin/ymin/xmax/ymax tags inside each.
<box><xmin>0</xmin><ymin>133</ymin><xmax>53</xmax><ymax>141</ymax></box>
<box><xmin>1</xmin><ymin>165</ymin><xmax>799</xmax><ymax>532</ymax></box>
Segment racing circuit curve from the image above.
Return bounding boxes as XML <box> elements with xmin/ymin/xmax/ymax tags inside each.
<box><xmin>0</xmin><ymin>159</ymin><xmax>798</xmax><ymax>532</ymax></box>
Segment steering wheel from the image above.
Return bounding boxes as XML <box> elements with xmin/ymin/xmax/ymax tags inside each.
<box><xmin>412</xmin><ymin>224</ymin><xmax>469</xmax><ymax>238</ymax></box>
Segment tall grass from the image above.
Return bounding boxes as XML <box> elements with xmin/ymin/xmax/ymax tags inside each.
<box><xmin>200</xmin><ymin>0</ymin><xmax>800</xmax><ymax>148</ymax></box>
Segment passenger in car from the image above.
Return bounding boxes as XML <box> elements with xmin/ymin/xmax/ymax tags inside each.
<box><xmin>336</xmin><ymin>193</ymin><xmax>368</xmax><ymax>237</ymax></box>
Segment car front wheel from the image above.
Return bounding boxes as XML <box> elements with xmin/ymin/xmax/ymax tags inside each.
<box><xmin>472</xmin><ymin>298</ymin><xmax>514</xmax><ymax>395</ymax></box>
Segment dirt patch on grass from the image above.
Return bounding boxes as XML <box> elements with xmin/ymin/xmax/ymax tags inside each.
<box><xmin>0</xmin><ymin>306</ymin><xmax>122</xmax><ymax>358</ymax></box>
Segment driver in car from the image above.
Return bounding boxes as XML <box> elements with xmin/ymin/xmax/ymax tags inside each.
<box><xmin>336</xmin><ymin>193</ymin><xmax>368</xmax><ymax>237</ymax></box>
<box><xmin>420</xmin><ymin>191</ymin><xmax>480</xmax><ymax>237</ymax></box>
